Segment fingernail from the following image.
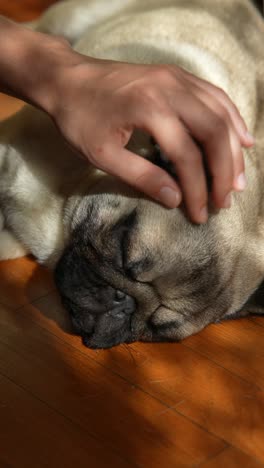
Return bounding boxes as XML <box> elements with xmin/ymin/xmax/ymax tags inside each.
<box><xmin>199</xmin><ymin>206</ymin><xmax>208</xmax><ymax>223</ymax></box>
<box><xmin>158</xmin><ymin>187</ymin><xmax>181</xmax><ymax>208</ymax></box>
<box><xmin>244</xmin><ymin>131</ymin><xmax>255</xmax><ymax>145</ymax></box>
<box><xmin>235</xmin><ymin>172</ymin><xmax>246</xmax><ymax>191</ymax></box>
<box><xmin>223</xmin><ymin>192</ymin><xmax>232</xmax><ymax>208</ymax></box>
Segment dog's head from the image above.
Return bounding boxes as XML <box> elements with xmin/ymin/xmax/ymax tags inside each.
<box><xmin>55</xmin><ymin>145</ymin><xmax>264</xmax><ymax>349</ymax></box>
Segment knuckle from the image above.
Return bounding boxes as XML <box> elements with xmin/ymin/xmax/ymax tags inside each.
<box><xmin>215</xmin><ymin>86</ymin><xmax>228</xmax><ymax>100</ymax></box>
<box><xmin>213</xmin><ymin>102</ymin><xmax>229</xmax><ymax>121</ymax></box>
<box><xmin>54</xmin><ymin>35</ymin><xmax>70</xmax><ymax>47</ymax></box>
<box><xmin>144</xmin><ymin>85</ymin><xmax>159</xmax><ymax>102</ymax></box>
<box><xmin>133</xmin><ymin>85</ymin><xmax>170</xmax><ymax>116</ymax></box>
<box><xmin>135</xmin><ymin>84</ymin><xmax>158</xmax><ymax>107</ymax></box>
<box><xmin>175</xmin><ymin>146</ymin><xmax>201</xmax><ymax>170</ymax></box>
<box><xmin>89</xmin><ymin>144</ymin><xmax>109</xmax><ymax>166</ymax></box>
<box><xmin>134</xmin><ymin>166</ymin><xmax>172</xmax><ymax>195</ymax></box>
<box><xmin>174</xmin><ymin>151</ymin><xmax>190</xmax><ymax>168</ymax></box>
<box><xmin>148</xmin><ymin>65</ymin><xmax>173</xmax><ymax>83</ymax></box>
<box><xmin>206</xmin><ymin>115</ymin><xmax>228</xmax><ymax>139</ymax></box>
<box><xmin>215</xmin><ymin>87</ymin><xmax>240</xmax><ymax>114</ymax></box>
<box><xmin>134</xmin><ymin>166</ymin><xmax>158</xmax><ymax>187</ymax></box>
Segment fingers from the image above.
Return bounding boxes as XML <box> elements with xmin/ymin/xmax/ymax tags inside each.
<box><xmin>134</xmin><ymin>66</ymin><xmax>250</xmax><ymax>215</ymax></box>
<box><xmin>183</xmin><ymin>84</ymin><xmax>246</xmax><ymax>192</ymax></box>
<box><xmin>178</xmin><ymin>68</ymin><xmax>255</xmax><ymax>147</ymax></box>
<box><xmin>89</xmin><ymin>88</ymin><xmax>245</xmax><ymax>222</ymax></box>
<box><xmin>90</xmin><ymin>143</ymin><xmax>183</xmax><ymax>209</ymax></box>
<box><xmin>172</xmin><ymin>92</ymin><xmax>243</xmax><ymax>208</ymax></box>
<box><xmin>144</xmin><ymin>117</ymin><xmax>209</xmax><ymax>223</ymax></box>
<box><xmin>92</xmin><ymin>119</ymin><xmax>209</xmax><ymax>224</ymax></box>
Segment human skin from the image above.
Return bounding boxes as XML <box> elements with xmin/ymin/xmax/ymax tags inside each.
<box><xmin>0</xmin><ymin>16</ymin><xmax>254</xmax><ymax>223</ymax></box>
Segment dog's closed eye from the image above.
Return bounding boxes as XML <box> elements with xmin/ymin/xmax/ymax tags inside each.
<box><xmin>124</xmin><ymin>257</ymin><xmax>153</xmax><ymax>280</ymax></box>
<box><xmin>110</xmin><ymin>209</ymin><xmax>137</xmax><ymax>270</ymax></box>
<box><xmin>110</xmin><ymin>210</ymin><xmax>152</xmax><ymax>279</ymax></box>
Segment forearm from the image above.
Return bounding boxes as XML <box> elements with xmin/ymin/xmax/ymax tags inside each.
<box><xmin>0</xmin><ymin>16</ymin><xmax>81</xmax><ymax>113</ymax></box>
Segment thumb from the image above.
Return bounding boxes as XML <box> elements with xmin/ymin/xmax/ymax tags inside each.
<box><xmin>96</xmin><ymin>144</ymin><xmax>182</xmax><ymax>208</ymax></box>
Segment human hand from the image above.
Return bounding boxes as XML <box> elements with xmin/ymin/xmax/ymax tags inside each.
<box><xmin>0</xmin><ymin>19</ymin><xmax>253</xmax><ymax>223</ymax></box>
<box><xmin>44</xmin><ymin>51</ymin><xmax>254</xmax><ymax>223</ymax></box>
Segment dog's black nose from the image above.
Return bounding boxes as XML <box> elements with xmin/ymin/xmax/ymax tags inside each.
<box><xmin>83</xmin><ymin>289</ymin><xmax>135</xmax><ymax>349</ymax></box>
<box><xmin>108</xmin><ymin>290</ymin><xmax>136</xmax><ymax>317</ymax></box>
<box><xmin>115</xmin><ymin>290</ymin><xmax>126</xmax><ymax>300</ymax></box>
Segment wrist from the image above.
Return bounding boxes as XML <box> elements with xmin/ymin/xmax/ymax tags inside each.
<box><xmin>0</xmin><ymin>16</ymin><xmax>81</xmax><ymax>113</ymax></box>
<box><xmin>40</xmin><ymin>50</ymin><xmax>106</xmax><ymax>120</ymax></box>
<box><xmin>24</xmin><ymin>36</ymin><xmax>82</xmax><ymax>115</ymax></box>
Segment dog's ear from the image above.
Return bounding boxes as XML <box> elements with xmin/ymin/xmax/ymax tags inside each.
<box><xmin>223</xmin><ymin>281</ymin><xmax>264</xmax><ymax>322</ymax></box>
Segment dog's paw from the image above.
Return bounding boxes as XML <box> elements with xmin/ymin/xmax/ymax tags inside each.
<box><xmin>0</xmin><ymin>230</ymin><xmax>28</xmax><ymax>260</ymax></box>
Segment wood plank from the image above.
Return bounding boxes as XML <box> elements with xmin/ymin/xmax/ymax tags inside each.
<box><xmin>0</xmin><ymin>257</ymin><xmax>55</xmax><ymax>309</ymax></box>
<box><xmin>27</xmin><ymin>294</ymin><xmax>264</xmax><ymax>461</ymax></box>
<box><xmin>176</xmin><ymin>386</ymin><xmax>264</xmax><ymax>462</ymax></box>
<box><xmin>7</xmin><ymin>293</ymin><xmax>264</xmax><ymax>463</ymax></box>
<box><xmin>0</xmin><ymin>461</ymin><xmax>12</xmax><ymax>468</ymax></box>
<box><xmin>129</xmin><ymin>342</ymin><xmax>264</xmax><ymax>464</ymax></box>
<box><xmin>0</xmin><ymin>303</ymin><xmax>225</xmax><ymax>468</ymax></box>
<box><xmin>1</xmin><ymin>260</ymin><xmax>263</xmax><ymax>459</ymax></box>
<box><xmin>250</xmin><ymin>316</ymin><xmax>264</xmax><ymax>328</ymax></box>
<box><xmin>0</xmin><ymin>94</ymin><xmax>24</xmax><ymax>120</ymax></box>
<box><xmin>0</xmin><ymin>0</ymin><xmax>57</xmax><ymax>21</ymax></box>
<box><xmin>183</xmin><ymin>318</ymin><xmax>264</xmax><ymax>388</ymax></box>
<box><xmin>0</xmin><ymin>373</ymin><xmax>131</xmax><ymax>468</ymax></box>
<box><xmin>200</xmin><ymin>446</ymin><xmax>263</xmax><ymax>468</ymax></box>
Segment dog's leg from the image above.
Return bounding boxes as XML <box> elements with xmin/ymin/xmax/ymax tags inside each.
<box><xmin>26</xmin><ymin>0</ymin><xmax>133</xmax><ymax>45</ymax></box>
<box><xmin>0</xmin><ymin>211</ymin><xmax>28</xmax><ymax>260</ymax></box>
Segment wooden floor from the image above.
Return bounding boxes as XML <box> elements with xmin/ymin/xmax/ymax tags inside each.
<box><xmin>1</xmin><ymin>2</ymin><xmax>264</xmax><ymax>467</ymax></box>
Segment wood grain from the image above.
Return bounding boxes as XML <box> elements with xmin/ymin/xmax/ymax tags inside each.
<box><xmin>0</xmin><ymin>0</ymin><xmax>56</xmax><ymax>21</ymax></box>
<box><xmin>0</xmin><ymin>257</ymin><xmax>55</xmax><ymax>309</ymax></box>
<box><xmin>1</xmin><ymin>1</ymin><xmax>264</xmax><ymax>467</ymax></box>
<box><xmin>0</xmin><ymin>303</ymin><xmax>226</xmax><ymax>467</ymax></box>
<box><xmin>200</xmin><ymin>446</ymin><xmax>263</xmax><ymax>468</ymax></box>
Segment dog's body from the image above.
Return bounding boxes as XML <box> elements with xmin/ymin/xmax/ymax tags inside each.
<box><xmin>0</xmin><ymin>0</ymin><xmax>264</xmax><ymax>348</ymax></box>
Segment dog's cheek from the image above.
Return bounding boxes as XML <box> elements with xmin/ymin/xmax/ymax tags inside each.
<box><xmin>71</xmin><ymin>309</ymin><xmax>95</xmax><ymax>335</ymax></box>
<box><xmin>60</xmin><ymin>296</ymin><xmax>95</xmax><ymax>335</ymax></box>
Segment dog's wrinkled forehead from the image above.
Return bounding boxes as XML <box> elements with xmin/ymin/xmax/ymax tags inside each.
<box><xmin>71</xmin><ymin>186</ymin><xmax>217</xmax><ymax>287</ymax></box>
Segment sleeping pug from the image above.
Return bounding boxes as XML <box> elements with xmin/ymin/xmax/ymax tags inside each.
<box><xmin>0</xmin><ymin>0</ymin><xmax>264</xmax><ymax>349</ymax></box>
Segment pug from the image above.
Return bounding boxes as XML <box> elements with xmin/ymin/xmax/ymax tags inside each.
<box><xmin>0</xmin><ymin>0</ymin><xmax>264</xmax><ymax>349</ymax></box>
